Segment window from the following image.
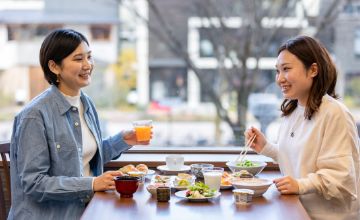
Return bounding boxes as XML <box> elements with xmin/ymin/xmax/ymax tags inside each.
<box><xmin>90</xmin><ymin>25</ymin><xmax>111</xmax><ymax>41</ymax></box>
<box><xmin>6</xmin><ymin>24</ymin><xmax>62</xmax><ymax>41</ymax></box>
<box><xmin>0</xmin><ymin>1</ymin><xmax>359</xmax><ymax>153</ymax></box>
<box><xmin>355</xmin><ymin>28</ymin><xmax>360</xmax><ymax>57</ymax></box>
<box><xmin>149</xmin><ymin>67</ymin><xmax>187</xmax><ymax>101</ymax></box>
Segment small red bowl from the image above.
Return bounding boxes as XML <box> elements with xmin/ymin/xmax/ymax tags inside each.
<box><xmin>114</xmin><ymin>176</ymin><xmax>140</xmax><ymax>198</ymax></box>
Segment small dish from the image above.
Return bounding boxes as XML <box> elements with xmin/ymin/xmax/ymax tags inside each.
<box><xmin>172</xmin><ymin>175</ymin><xmax>195</xmax><ymax>190</ymax></box>
<box><xmin>175</xmin><ymin>190</ymin><xmax>221</xmax><ymax>202</ymax></box>
<box><xmin>151</xmin><ymin>175</ymin><xmax>172</xmax><ymax>184</ymax></box>
<box><xmin>146</xmin><ymin>169</ymin><xmax>156</xmax><ymax>175</ymax></box>
<box><xmin>146</xmin><ymin>182</ymin><xmax>170</xmax><ymax>196</ymax></box>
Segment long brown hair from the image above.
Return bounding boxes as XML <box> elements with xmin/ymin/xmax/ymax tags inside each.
<box><xmin>278</xmin><ymin>36</ymin><xmax>338</xmax><ymax>120</ymax></box>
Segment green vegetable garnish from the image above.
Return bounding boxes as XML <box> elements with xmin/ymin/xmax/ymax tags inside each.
<box><xmin>187</xmin><ymin>182</ymin><xmax>215</xmax><ymax>198</ymax></box>
<box><xmin>236</xmin><ymin>160</ymin><xmax>259</xmax><ymax>167</ymax></box>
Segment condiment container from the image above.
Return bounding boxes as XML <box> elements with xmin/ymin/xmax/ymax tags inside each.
<box><xmin>157</xmin><ymin>186</ymin><xmax>171</xmax><ymax>202</ymax></box>
<box><xmin>233</xmin><ymin>189</ymin><xmax>254</xmax><ymax>205</ymax></box>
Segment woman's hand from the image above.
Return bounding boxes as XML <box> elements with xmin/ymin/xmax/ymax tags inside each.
<box><xmin>122</xmin><ymin>130</ymin><xmax>152</xmax><ymax>146</ymax></box>
<box><xmin>273</xmin><ymin>176</ymin><xmax>299</xmax><ymax>194</ymax></box>
<box><xmin>244</xmin><ymin>127</ymin><xmax>266</xmax><ymax>153</ymax></box>
<box><xmin>93</xmin><ymin>170</ymin><xmax>124</xmax><ymax>192</ymax></box>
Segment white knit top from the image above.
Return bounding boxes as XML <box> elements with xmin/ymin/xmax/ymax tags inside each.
<box><xmin>63</xmin><ymin>93</ymin><xmax>98</xmax><ymax>177</ymax></box>
<box><xmin>261</xmin><ymin>95</ymin><xmax>360</xmax><ymax>220</ymax></box>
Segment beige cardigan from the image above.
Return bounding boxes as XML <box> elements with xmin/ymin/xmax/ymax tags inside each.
<box><xmin>262</xmin><ymin>95</ymin><xmax>360</xmax><ymax>220</ymax></box>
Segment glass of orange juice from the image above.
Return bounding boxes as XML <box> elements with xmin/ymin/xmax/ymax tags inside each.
<box><xmin>133</xmin><ymin>120</ymin><xmax>152</xmax><ymax>141</ymax></box>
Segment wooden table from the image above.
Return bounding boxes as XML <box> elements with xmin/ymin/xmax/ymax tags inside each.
<box><xmin>81</xmin><ymin>171</ymin><xmax>310</xmax><ymax>220</ymax></box>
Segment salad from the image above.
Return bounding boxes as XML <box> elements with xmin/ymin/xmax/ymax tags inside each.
<box><xmin>186</xmin><ymin>182</ymin><xmax>215</xmax><ymax>198</ymax></box>
<box><xmin>236</xmin><ymin>160</ymin><xmax>259</xmax><ymax>167</ymax></box>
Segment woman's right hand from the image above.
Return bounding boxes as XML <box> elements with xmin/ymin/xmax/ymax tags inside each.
<box><xmin>244</xmin><ymin>127</ymin><xmax>267</xmax><ymax>153</ymax></box>
<box><xmin>93</xmin><ymin>170</ymin><xmax>124</xmax><ymax>192</ymax></box>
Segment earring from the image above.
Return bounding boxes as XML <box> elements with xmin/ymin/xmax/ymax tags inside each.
<box><xmin>56</xmin><ymin>74</ymin><xmax>60</xmax><ymax>83</ymax></box>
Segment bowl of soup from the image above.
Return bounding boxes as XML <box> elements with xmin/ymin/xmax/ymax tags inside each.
<box><xmin>114</xmin><ymin>176</ymin><xmax>140</xmax><ymax>198</ymax></box>
<box><xmin>231</xmin><ymin>178</ymin><xmax>272</xmax><ymax>197</ymax></box>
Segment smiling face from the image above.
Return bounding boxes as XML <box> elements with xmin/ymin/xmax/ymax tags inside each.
<box><xmin>49</xmin><ymin>41</ymin><xmax>94</xmax><ymax>96</ymax></box>
<box><xmin>276</xmin><ymin>50</ymin><xmax>318</xmax><ymax>106</ymax></box>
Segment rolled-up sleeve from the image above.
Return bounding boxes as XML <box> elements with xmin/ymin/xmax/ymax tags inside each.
<box><xmin>101</xmin><ymin>132</ymin><xmax>132</xmax><ymax>163</ymax></box>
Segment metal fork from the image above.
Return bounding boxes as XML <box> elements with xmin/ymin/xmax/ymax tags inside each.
<box><xmin>235</xmin><ymin>135</ymin><xmax>257</xmax><ymax>163</ymax></box>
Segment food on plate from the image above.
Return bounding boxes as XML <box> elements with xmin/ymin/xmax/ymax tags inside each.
<box><xmin>232</xmin><ymin>170</ymin><xmax>254</xmax><ymax>178</ymax></box>
<box><xmin>173</xmin><ymin>173</ymin><xmax>194</xmax><ymax>188</ymax></box>
<box><xmin>221</xmin><ymin>171</ymin><xmax>232</xmax><ymax>186</ymax></box>
<box><xmin>185</xmin><ymin>182</ymin><xmax>215</xmax><ymax>198</ymax></box>
<box><xmin>177</xmin><ymin>173</ymin><xmax>192</xmax><ymax>180</ymax></box>
<box><xmin>119</xmin><ymin>164</ymin><xmax>149</xmax><ymax>174</ymax></box>
<box><xmin>119</xmin><ymin>164</ymin><xmax>138</xmax><ymax>173</ymax></box>
<box><xmin>154</xmin><ymin>175</ymin><xmax>171</xmax><ymax>183</ymax></box>
<box><xmin>177</xmin><ymin>179</ymin><xmax>191</xmax><ymax>186</ymax></box>
<box><xmin>236</xmin><ymin>160</ymin><xmax>259</xmax><ymax>167</ymax></box>
<box><xmin>136</xmin><ymin>164</ymin><xmax>149</xmax><ymax>173</ymax></box>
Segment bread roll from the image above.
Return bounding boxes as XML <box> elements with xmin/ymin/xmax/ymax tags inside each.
<box><xmin>136</xmin><ymin>164</ymin><xmax>148</xmax><ymax>173</ymax></box>
<box><xmin>119</xmin><ymin>164</ymin><xmax>137</xmax><ymax>173</ymax></box>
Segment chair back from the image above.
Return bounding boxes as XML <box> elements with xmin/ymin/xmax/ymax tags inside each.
<box><xmin>0</xmin><ymin>141</ymin><xmax>10</xmax><ymax>220</ymax></box>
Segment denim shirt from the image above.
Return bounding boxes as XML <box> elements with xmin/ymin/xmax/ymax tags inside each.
<box><xmin>8</xmin><ymin>85</ymin><xmax>131</xmax><ymax>220</ymax></box>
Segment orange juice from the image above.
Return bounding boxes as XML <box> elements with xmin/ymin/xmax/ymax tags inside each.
<box><xmin>135</xmin><ymin>126</ymin><xmax>151</xmax><ymax>141</ymax></box>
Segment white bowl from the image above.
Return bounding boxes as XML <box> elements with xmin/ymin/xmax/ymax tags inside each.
<box><xmin>231</xmin><ymin>178</ymin><xmax>272</xmax><ymax>197</ymax></box>
<box><xmin>146</xmin><ymin>185</ymin><xmax>157</xmax><ymax>196</ymax></box>
<box><xmin>226</xmin><ymin>161</ymin><xmax>267</xmax><ymax>176</ymax></box>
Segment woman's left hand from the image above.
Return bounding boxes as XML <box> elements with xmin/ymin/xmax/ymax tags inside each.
<box><xmin>273</xmin><ymin>176</ymin><xmax>299</xmax><ymax>194</ymax></box>
<box><xmin>122</xmin><ymin>130</ymin><xmax>152</xmax><ymax>146</ymax></box>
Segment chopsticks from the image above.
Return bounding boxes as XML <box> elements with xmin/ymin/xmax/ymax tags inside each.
<box><xmin>235</xmin><ymin>135</ymin><xmax>257</xmax><ymax>163</ymax></box>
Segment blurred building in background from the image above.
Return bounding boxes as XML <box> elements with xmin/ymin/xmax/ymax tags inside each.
<box><xmin>334</xmin><ymin>0</ymin><xmax>360</xmax><ymax>107</ymax></box>
<box><xmin>0</xmin><ymin>0</ymin><xmax>359</xmax><ymax>145</ymax></box>
<box><xmin>0</xmin><ymin>0</ymin><xmax>120</xmax><ymax>104</ymax></box>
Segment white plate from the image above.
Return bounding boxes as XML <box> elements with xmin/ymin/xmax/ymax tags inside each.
<box><xmin>172</xmin><ymin>185</ymin><xmax>189</xmax><ymax>191</ymax></box>
<box><xmin>175</xmin><ymin>190</ymin><xmax>221</xmax><ymax>202</ymax></box>
<box><xmin>146</xmin><ymin>169</ymin><xmax>156</xmax><ymax>175</ymax></box>
<box><xmin>150</xmin><ymin>175</ymin><xmax>173</xmax><ymax>184</ymax></box>
<box><xmin>171</xmin><ymin>176</ymin><xmax>195</xmax><ymax>190</ymax></box>
<box><xmin>157</xmin><ymin>165</ymin><xmax>191</xmax><ymax>174</ymax></box>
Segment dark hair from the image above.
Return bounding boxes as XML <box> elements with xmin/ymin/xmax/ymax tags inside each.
<box><xmin>39</xmin><ymin>29</ymin><xmax>89</xmax><ymax>86</ymax></box>
<box><xmin>277</xmin><ymin>35</ymin><xmax>338</xmax><ymax>120</ymax></box>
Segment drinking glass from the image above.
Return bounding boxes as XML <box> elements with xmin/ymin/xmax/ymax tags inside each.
<box><xmin>133</xmin><ymin>120</ymin><xmax>152</xmax><ymax>141</ymax></box>
<box><xmin>202</xmin><ymin>167</ymin><xmax>224</xmax><ymax>192</ymax></box>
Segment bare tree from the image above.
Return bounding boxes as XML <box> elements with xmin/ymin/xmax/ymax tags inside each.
<box><xmin>121</xmin><ymin>0</ymin><xmax>346</xmax><ymax>145</ymax></box>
